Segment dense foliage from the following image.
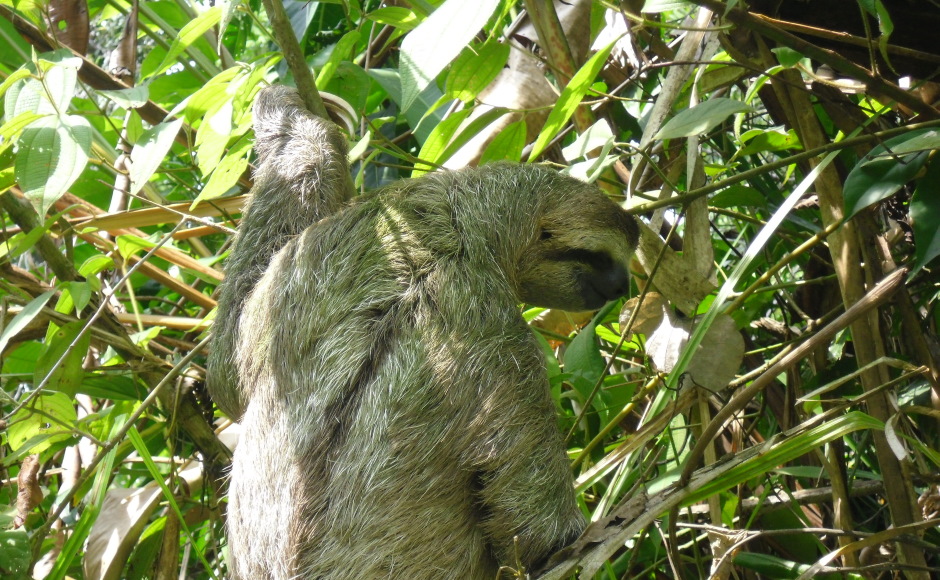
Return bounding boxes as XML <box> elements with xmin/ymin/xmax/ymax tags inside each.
<box><xmin>1</xmin><ymin>0</ymin><xmax>938</xmax><ymax>578</ymax></box>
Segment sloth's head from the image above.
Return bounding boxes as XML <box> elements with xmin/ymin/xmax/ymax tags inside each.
<box><xmin>399</xmin><ymin>163</ymin><xmax>640</xmax><ymax>312</ymax></box>
<box><xmin>515</xmin><ymin>173</ymin><xmax>639</xmax><ymax>312</ymax></box>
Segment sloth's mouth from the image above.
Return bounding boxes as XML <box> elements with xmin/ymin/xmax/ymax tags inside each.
<box><xmin>581</xmin><ymin>264</ymin><xmax>630</xmax><ymax>309</ymax></box>
<box><xmin>581</xmin><ymin>279</ymin><xmax>614</xmax><ymax>310</ymax></box>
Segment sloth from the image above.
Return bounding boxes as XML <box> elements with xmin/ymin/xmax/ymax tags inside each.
<box><xmin>208</xmin><ymin>86</ymin><xmax>639</xmax><ymax>579</ymax></box>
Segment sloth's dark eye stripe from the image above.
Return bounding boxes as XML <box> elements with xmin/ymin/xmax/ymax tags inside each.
<box><xmin>552</xmin><ymin>248</ymin><xmax>613</xmax><ymax>270</ymax></box>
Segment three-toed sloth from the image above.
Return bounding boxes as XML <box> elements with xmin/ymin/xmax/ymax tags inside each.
<box><xmin>207</xmin><ymin>86</ymin><xmax>639</xmax><ymax>579</ymax></box>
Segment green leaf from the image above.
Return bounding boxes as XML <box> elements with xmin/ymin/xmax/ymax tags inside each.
<box><xmin>529</xmin><ymin>38</ymin><xmax>618</xmax><ymax>161</ymax></box>
<box><xmin>0</xmin><ymin>166</ymin><xmax>12</xmax><ymax>194</ymax></box>
<box><xmin>0</xmin><ymin>68</ymin><xmax>31</xmax><ymax>101</ymax></box>
<box><xmin>369</xmin><ymin>68</ymin><xmax>445</xmax><ymax>140</ymax></box>
<box><xmin>195</xmin><ymin>125</ymin><xmax>229</xmax><ymax>175</ymax></box>
<box><xmin>97</xmin><ymin>85</ymin><xmax>150</xmax><ymax>109</ymax></box>
<box><xmin>193</xmin><ymin>133</ymin><xmax>252</xmax><ymax>204</ymax></box>
<box><xmin>1</xmin><ymin>112</ymin><xmax>45</xmax><ymax>155</ymax></box>
<box><xmin>562</xmin><ymin>119</ymin><xmax>615</xmax><ymax>162</ymax></box>
<box><xmin>735</xmin><ymin>127</ymin><xmax>801</xmax><ymax>158</ymax></box>
<box><xmin>0</xmin><ymin>291</ymin><xmax>55</xmax><ymax>356</ymax></box>
<box><xmin>116</xmin><ymin>234</ymin><xmax>157</xmax><ymax>259</ymax></box>
<box><xmin>446</xmin><ymin>41</ymin><xmax>510</xmax><ymax>103</ymax></box>
<box><xmin>399</xmin><ymin>0</ymin><xmax>501</xmax><ymax>111</ymax></box>
<box><xmin>80</xmin><ymin>373</ymin><xmax>147</xmax><ymax>401</ymax></box>
<box><xmin>63</xmin><ymin>281</ymin><xmax>93</xmax><ymax>313</ymax></box>
<box><xmin>734</xmin><ymin>552</ymin><xmax>842</xmax><ymax>580</ymax></box>
<box><xmin>15</xmin><ymin>115</ymin><xmax>92</xmax><ymax>216</ymax></box>
<box><xmin>78</xmin><ymin>254</ymin><xmax>116</xmax><ymax>278</ymax></box>
<box><xmin>687</xmin><ymin>411</ymin><xmax>883</xmax><ymax>504</ymax></box>
<box><xmin>431</xmin><ymin>107</ymin><xmax>509</xmax><ymax>170</ymax></box>
<box><xmin>858</xmin><ymin>0</ymin><xmax>895</xmax><ymax>73</ymax></box>
<box><xmin>480</xmin><ymin>120</ymin><xmax>527</xmax><ymax>164</ymax></box>
<box><xmin>412</xmin><ymin>108</ymin><xmax>473</xmax><ymax>175</ymax></box>
<box><xmin>909</xmin><ymin>156</ymin><xmax>940</xmax><ymax>275</ymax></box>
<box><xmin>368</xmin><ymin>6</ymin><xmax>419</xmax><ymax>30</ymax></box>
<box><xmin>771</xmin><ymin>47</ymin><xmax>804</xmax><ymax>68</ymax></box>
<box><xmin>654</xmin><ymin>97</ymin><xmax>752</xmax><ymax>140</ymax></box>
<box><xmin>0</xmin><ymin>529</ymin><xmax>30</xmax><ymax>579</ymax></box>
<box><xmin>867</xmin><ymin>128</ymin><xmax>940</xmax><ymax>158</ymax></box>
<box><xmin>325</xmin><ymin>62</ymin><xmax>375</xmax><ymax>115</ymax></box>
<box><xmin>5</xmin><ymin>50</ymin><xmax>81</xmax><ymax>120</ymax></box>
<box><xmin>316</xmin><ymin>30</ymin><xmax>362</xmax><ymax>88</ymax></box>
<box><xmin>710</xmin><ymin>185</ymin><xmax>766</xmax><ymax>208</ymax></box>
<box><xmin>148</xmin><ymin>5</ymin><xmax>223</xmax><ymax>79</ymax></box>
<box><xmin>7</xmin><ymin>392</ymin><xmax>77</xmax><ymax>455</ymax></box>
<box><xmin>844</xmin><ymin>130</ymin><xmax>934</xmax><ymax>218</ymax></box>
<box><xmin>186</xmin><ymin>67</ymin><xmax>242</xmax><ymax>126</ymax></box>
<box><xmin>565</xmin><ymin>321</ymin><xmax>608</xmax><ymax>422</ymax></box>
<box><xmin>127</xmin><ymin>427</ymin><xmax>216</xmax><ymax>575</ymax></box>
<box><xmin>130</xmin><ymin>117</ymin><xmax>184</xmax><ymax>195</ymax></box>
<box><xmin>35</xmin><ymin>320</ymin><xmax>89</xmax><ymax>397</ymax></box>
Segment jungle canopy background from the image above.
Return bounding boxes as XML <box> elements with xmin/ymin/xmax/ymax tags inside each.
<box><xmin>1</xmin><ymin>0</ymin><xmax>939</xmax><ymax>578</ymax></box>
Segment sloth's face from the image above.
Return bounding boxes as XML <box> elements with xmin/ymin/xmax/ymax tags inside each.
<box><xmin>516</xmin><ymin>193</ymin><xmax>638</xmax><ymax>312</ymax></box>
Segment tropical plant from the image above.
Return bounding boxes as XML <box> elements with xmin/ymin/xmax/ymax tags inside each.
<box><xmin>1</xmin><ymin>1</ymin><xmax>938</xmax><ymax>578</ymax></box>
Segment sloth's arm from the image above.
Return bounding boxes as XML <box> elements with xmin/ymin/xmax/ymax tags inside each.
<box><xmin>207</xmin><ymin>85</ymin><xmax>350</xmax><ymax>419</ymax></box>
<box><xmin>469</xmin><ymin>349</ymin><xmax>586</xmax><ymax>568</ymax></box>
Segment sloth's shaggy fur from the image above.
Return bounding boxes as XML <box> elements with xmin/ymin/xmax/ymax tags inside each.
<box><xmin>209</xmin><ymin>86</ymin><xmax>639</xmax><ymax>579</ymax></box>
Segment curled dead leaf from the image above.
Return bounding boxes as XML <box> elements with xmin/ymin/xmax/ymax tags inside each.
<box><xmin>619</xmin><ymin>292</ymin><xmax>668</xmax><ymax>337</ymax></box>
<box><xmin>14</xmin><ymin>454</ymin><xmax>42</xmax><ymax>528</ymax></box>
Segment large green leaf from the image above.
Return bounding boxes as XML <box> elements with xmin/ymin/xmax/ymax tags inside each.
<box><xmin>4</xmin><ymin>50</ymin><xmax>81</xmax><ymax>121</ymax></box>
<box><xmin>844</xmin><ymin>129</ymin><xmax>935</xmax><ymax>218</ymax></box>
<box><xmin>0</xmin><ymin>291</ymin><xmax>55</xmax><ymax>355</ymax></box>
<box><xmin>367</xmin><ymin>6</ymin><xmax>419</xmax><ymax>30</ymax></box>
<box><xmin>399</xmin><ymin>0</ymin><xmax>500</xmax><ymax>111</ymax></box>
<box><xmin>316</xmin><ymin>30</ymin><xmax>362</xmax><ymax>88</ymax></box>
<box><xmin>15</xmin><ymin>115</ymin><xmax>92</xmax><ymax>216</ymax></box>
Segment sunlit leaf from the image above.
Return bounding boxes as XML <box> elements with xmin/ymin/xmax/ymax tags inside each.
<box><xmin>7</xmin><ymin>392</ymin><xmax>77</xmax><ymax>455</ymax></box>
<box><xmin>116</xmin><ymin>234</ymin><xmax>157</xmax><ymax>259</ymax></box>
<box><xmin>148</xmin><ymin>5</ymin><xmax>223</xmax><ymax>79</ymax></box>
<box><xmin>15</xmin><ymin>115</ymin><xmax>91</xmax><ymax>216</ymax></box>
<box><xmin>479</xmin><ymin>120</ymin><xmax>526</xmax><ymax>164</ymax></box>
<box><xmin>562</xmin><ymin>119</ymin><xmax>615</xmax><ymax>162</ymax></box>
<box><xmin>368</xmin><ymin>6</ymin><xmax>419</xmax><ymax>30</ymax></box>
<box><xmin>529</xmin><ymin>38</ymin><xmax>618</xmax><ymax>161</ymax></box>
<box><xmin>446</xmin><ymin>41</ymin><xmax>509</xmax><ymax>103</ymax></box>
<box><xmin>129</xmin><ymin>117</ymin><xmax>184</xmax><ymax>195</ymax></box>
<box><xmin>97</xmin><ymin>86</ymin><xmax>150</xmax><ymax>109</ymax></box>
<box><xmin>412</xmin><ymin>109</ymin><xmax>472</xmax><ymax>175</ymax></box>
<box><xmin>193</xmin><ymin>133</ymin><xmax>252</xmax><ymax>204</ymax></box>
<box><xmin>399</xmin><ymin>0</ymin><xmax>500</xmax><ymax>111</ymax></box>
